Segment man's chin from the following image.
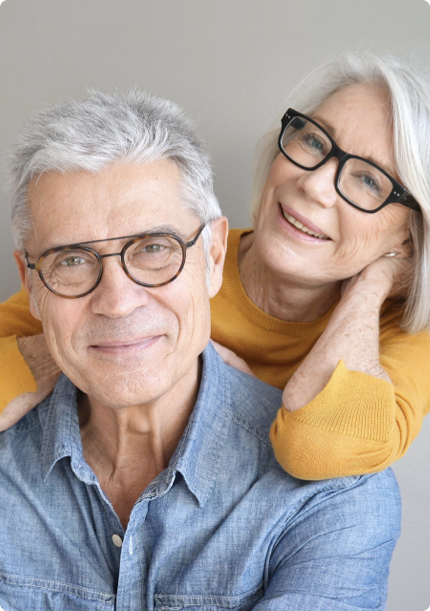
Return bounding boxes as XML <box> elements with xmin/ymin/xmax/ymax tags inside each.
<box><xmin>81</xmin><ymin>373</ymin><xmax>170</xmax><ymax>409</ymax></box>
<box><xmin>59</xmin><ymin>355</ymin><xmax>169</xmax><ymax>407</ymax></box>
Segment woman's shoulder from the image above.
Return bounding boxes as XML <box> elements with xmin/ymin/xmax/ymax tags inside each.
<box><xmin>227</xmin><ymin>227</ymin><xmax>253</xmax><ymax>250</ymax></box>
<box><xmin>380</xmin><ymin>298</ymin><xmax>430</xmax><ymax>345</ymax></box>
<box><xmin>0</xmin><ymin>286</ymin><xmax>41</xmax><ymax>338</ymax></box>
<box><xmin>4</xmin><ymin>285</ymin><xmax>30</xmax><ymax>307</ymax></box>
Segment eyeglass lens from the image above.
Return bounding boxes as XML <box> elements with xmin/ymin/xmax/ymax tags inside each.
<box><xmin>39</xmin><ymin>234</ymin><xmax>184</xmax><ymax>297</ymax></box>
<box><xmin>281</xmin><ymin>117</ymin><xmax>393</xmax><ymax>211</ymax></box>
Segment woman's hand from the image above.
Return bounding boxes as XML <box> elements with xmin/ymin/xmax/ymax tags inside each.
<box><xmin>0</xmin><ymin>334</ymin><xmax>61</xmax><ymax>431</ymax></box>
<box><xmin>342</xmin><ymin>241</ymin><xmax>413</xmax><ymax>304</ymax></box>
<box><xmin>211</xmin><ymin>340</ymin><xmax>256</xmax><ymax>377</ymax></box>
<box><xmin>282</xmin><ymin>255</ymin><xmax>399</xmax><ymax>412</ymax></box>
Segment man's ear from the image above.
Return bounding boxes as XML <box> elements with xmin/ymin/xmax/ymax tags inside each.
<box><xmin>207</xmin><ymin>216</ymin><xmax>228</xmax><ymax>299</ymax></box>
<box><xmin>13</xmin><ymin>250</ymin><xmax>41</xmax><ymax>321</ymax></box>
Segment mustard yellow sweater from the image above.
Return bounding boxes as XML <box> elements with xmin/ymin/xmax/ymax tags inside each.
<box><xmin>2</xmin><ymin>228</ymin><xmax>430</xmax><ymax>479</ymax></box>
<box><xmin>210</xmin><ymin>229</ymin><xmax>430</xmax><ymax>478</ymax></box>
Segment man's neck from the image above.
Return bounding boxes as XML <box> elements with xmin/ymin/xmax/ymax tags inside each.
<box><xmin>77</xmin><ymin>358</ymin><xmax>201</xmax><ymax>528</ymax></box>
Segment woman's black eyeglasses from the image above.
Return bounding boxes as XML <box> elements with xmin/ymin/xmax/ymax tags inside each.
<box><xmin>278</xmin><ymin>108</ymin><xmax>420</xmax><ymax>214</ymax></box>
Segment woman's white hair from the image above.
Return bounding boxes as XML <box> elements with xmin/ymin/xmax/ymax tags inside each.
<box><xmin>251</xmin><ymin>52</ymin><xmax>430</xmax><ymax>334</ymax></box>
<box><xmin>9</xmin><ymin>90</ymin><xmax>222</xmax><ymax>272</ymax></box>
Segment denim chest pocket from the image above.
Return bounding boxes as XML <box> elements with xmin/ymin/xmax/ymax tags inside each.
<box><xmin>154</xmin><ymin>586</ymin><xmax>263</xmax><ymax>611</ymax></box>
<box><xmin>0</xmin><ymin>577</ymin><xmax>114</xmax><ymax>611</ymax></box>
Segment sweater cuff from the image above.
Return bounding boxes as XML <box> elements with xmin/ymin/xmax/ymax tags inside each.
<box><xmin>0</xmin><ymin>336</ymin><xmax>38</xmax><ymax>412</ymax></box>
<box><xmin>279</xmin><ymin>359</ymin><xmax>396</xmax><ymax>442</ymax></box>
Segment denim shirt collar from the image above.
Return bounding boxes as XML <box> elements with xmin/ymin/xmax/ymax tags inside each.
<box><xmin>40</xmin><ymin>342</ymin><xmax>233</xmax><ymax>507</ymax></box>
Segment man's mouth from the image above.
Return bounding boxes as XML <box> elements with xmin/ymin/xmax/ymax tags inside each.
<box><xmin>90</xmin><ymin>336</ymin><xmax>163</xmax><ymax>354</ymax></box>
<box><xmin>279</xmin><ymin>204</ymin><xmax>330</xmax><ymax>240</ymax></box>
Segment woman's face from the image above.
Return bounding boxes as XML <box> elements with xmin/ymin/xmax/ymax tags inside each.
<box><xmin>253</xmin><ymin>83</ymin><xmax>411</xmax><ymax>289</ymax></box>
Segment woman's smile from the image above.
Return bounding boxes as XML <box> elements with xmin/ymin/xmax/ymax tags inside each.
<box><xmin>278</xmin><ymin>203</ymin><xmax>331</xmax><ymax>241</ymax></box>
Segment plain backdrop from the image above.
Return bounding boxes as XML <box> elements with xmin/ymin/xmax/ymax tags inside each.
<box><xmin>0</xmin><ymin>1</ymin><xmax>429</xmax><ymax>609</ymax></box>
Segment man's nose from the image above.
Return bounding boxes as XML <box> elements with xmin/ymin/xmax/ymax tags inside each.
<box><xmin>296</xmin><ymin>158</ymin><xmax>339</xmax><ymax>209</ymax></box>
<box><xmin>90</xmin><ymin>256</ymin><xmax>151</xmax><ymax>318</ymax></box>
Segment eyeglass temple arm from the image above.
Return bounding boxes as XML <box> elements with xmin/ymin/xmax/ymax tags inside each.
<box><xmin>397</xmin><ymin>192</ymin><xmax>420</xmax><ymax>211</ymax></box>
<box><xmin>24</xmin><ymin>252</ymin><xmax>36</xmax><ymax>269</ymax></box>
<box><xmin>186</xmin><ymin>223</ymin><xmax>206</xmax><ymax>247</ymax></box>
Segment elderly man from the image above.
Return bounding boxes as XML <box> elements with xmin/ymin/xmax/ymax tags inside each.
<box><xmin>0</xmin><ymin>92</ymin><xmax>400</xmax><ymax>610</ymax></box>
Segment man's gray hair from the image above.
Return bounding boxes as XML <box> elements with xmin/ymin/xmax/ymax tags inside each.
<box><xmin>251</xmin><ymin>52</ymin><xmax>430</xmax><ymax>334</ymax></box>
<box><xmin>9</xmin><ymin>90</ymin><xmax>222</xmax><ymax>262</ymax></box>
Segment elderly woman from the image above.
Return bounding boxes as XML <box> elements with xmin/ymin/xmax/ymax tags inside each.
<box><xmin>1</xmin><ymin>52</ymin><xmax>430</xmax><ymax>479</ymax></box>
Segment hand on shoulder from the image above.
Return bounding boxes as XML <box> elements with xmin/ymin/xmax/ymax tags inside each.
<box><xmin>0</xmin><ymin>334</ymin><xmax>60</xmax><ymax>431</ymax></box>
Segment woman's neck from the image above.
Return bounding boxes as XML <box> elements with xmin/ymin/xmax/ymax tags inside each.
<box><xmin>238</xmin><ymin>232</ymin><xmax>341</xmax><ymax>323</ymax></box>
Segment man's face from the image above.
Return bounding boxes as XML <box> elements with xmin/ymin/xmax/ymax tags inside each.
<box><xmin>18</xmin><ymin>160</ymin><xmax>225</xmax><ymax>408</ymax></box>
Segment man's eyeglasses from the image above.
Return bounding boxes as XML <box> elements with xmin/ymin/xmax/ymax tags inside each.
<box><xmin>25</xmin><ymin>224</ymin><xmax>206</xmax><ymax>299</ymax></box>
<box><xmin>278</xmin><ymin>109</ymin><xmax>420</xmax><ymax>214</ymax></box>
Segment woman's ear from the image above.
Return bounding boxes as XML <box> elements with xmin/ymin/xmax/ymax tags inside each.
<box><xmin>207</xmin><ymin>216</ymin><xmax>229</xmax><ymax>299</ymax></box>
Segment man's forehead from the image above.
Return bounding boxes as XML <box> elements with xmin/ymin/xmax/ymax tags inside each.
<box><xmin>26</xmin><ymin>160</ymin><xmax>195</xmax><ymax>250</ymax></box>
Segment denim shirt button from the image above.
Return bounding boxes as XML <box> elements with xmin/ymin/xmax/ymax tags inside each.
<box><xmin>112</xmin><ymin>534</ymin><xmax>123</xmax><ymax>547</ymax></box>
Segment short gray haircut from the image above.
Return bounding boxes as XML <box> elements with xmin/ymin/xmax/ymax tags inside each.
<box><xmin>9</xmin><ymin>90</ymin><xmax>222</xmax><ymax>267</ymax></box>
<box><xmin>251</xmin><ymin>52</ymin><xmax>430</xmax><ymax>334</ymax></box>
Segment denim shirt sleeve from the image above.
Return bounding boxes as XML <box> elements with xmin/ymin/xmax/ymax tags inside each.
<box><xmin>253</xmin><ymin>469</ymin><xmax>401</xmax><ymax>611</ymax></box>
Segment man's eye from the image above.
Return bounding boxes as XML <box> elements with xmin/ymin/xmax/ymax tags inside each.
<box><xmin>59</xmin><ymin>256</ymin><xmax>87</xmax><ymax>266</ymax></box>
<box><xmin>142</xmin><ymin>243</ymin><xmax>164</xmax><ymax>253</ymax></box>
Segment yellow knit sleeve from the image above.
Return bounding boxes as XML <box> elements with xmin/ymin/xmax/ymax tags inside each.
<box><xmin>270</xmin><ymin>325</ymin><xmax>430</xmax><ymax>480</ymax></box>
<box><xmin>0</xmin><ymin>336</ymin><xmax>38</xmax><ymax>409</ymax></box>
<box><xmin>0</xmin><ymin>287</ymin><xmax>42</xmax><ymax>412</ymax></box>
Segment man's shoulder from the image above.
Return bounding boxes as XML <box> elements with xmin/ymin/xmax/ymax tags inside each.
<box><xmin>212</xmin><ymin>348</ymin><xmax>401</xmax><ymax>507</ymax></box>
<box><xmin>223</xmin><ymin>361</ymin><xmax>283</xmax><ymax>447</ymax></box>
<box><xmin>0</xmin><ymin>377</ymin><xmax>73</xmax><ymax>456</ymax></box>
<box><xmin>0</xmin><ymin>403</ymin><xmax>42</xmax><ymax>441</ymax></box>
<box><xmin>0</xmin><ymin>396</ymin><xmax>51</xmax><ymax>465</ymax></box>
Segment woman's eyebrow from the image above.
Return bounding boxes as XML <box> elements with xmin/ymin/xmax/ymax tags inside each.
<box><xmin>312</xmin><ymin>115</ymin><xmax>397</xmax><ymax>176</ymax></box>
<box><xmin>364</xmin><ymin>154</ymin><xmax>397</xmax><ymax>177</ymax></box>
<box><xmin>312</xmin><ymin>115</ymin><xmax>337</xmax><ymax>138</ymax></box>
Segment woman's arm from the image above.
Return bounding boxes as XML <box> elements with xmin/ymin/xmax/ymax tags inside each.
<box><xmin>0</xmin><ymin>287</ymin><xmax>59</xmax><ymax>428</ymax></box>
<box><xmin>280</xmin><ymin>267</ymin><xmax>393</xmax><ymax>414</ymax></box>
<box><xmin>271</xmin><ymin>255</ymin><xmax>430</xmax><ymax>479</ymax></box>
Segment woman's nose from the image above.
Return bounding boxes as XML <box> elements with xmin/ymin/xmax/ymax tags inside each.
<box><xmin>296</xmin><ymin>158</ymin><xmax>339</xmax><ymax>209</ymax></box>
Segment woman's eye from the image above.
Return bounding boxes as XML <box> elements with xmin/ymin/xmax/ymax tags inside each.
<box><xmin>302</xmin><ymin>133</ymin><xmax>326</xmax><ymax>154</ymax></box>
<box><xmin>358</xmin><ymin>173</ymin><xmax>382</xmax><ymax>194</ymax></box>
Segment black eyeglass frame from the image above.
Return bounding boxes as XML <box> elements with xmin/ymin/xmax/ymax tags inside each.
<box><xmin>25</xmin><ymin>223</ymin><xmax>207</xmax><ymax>299</ymax></box>
<box><xmin>278</xmin><ymin>108</ymin><xmax>420</xmax><ymax>214</ymax></box>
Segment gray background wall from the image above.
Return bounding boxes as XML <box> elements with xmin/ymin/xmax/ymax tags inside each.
<box><xmin>0</xmin><ymin>0</ymin><xmax>429</xmax><ymax>608</ymax></box>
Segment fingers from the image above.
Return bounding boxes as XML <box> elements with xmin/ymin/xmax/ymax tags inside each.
<box><xmin>384</xmin><ymin>233</ymin><xmax>414</xmax><ymax>259</ymax></box>
<box><xmin>0</xmin><ymin>389</ymin><xmax>48</xmax><ymax>431</ymax></box>
<box><xmin>210</xmin><ymin>340</ymin><xmax>255</xmax><ymax>376</ymax></box>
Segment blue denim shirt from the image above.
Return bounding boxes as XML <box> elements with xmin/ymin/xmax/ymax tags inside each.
<box><xmin>0</xmin><ymin>343</ymin><xmax>400</xmax><ymax>611</ymax></box>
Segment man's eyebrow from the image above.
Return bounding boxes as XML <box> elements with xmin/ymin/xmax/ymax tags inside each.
<box><xmin>40</xmin><ymin>224</ymin><xmax>188</xmax><ymax>253</ymax></box>
<box><xmin>132</xmin><ymin>224</ymin><xmax>187</xmax><ymax>239</ymax></box>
